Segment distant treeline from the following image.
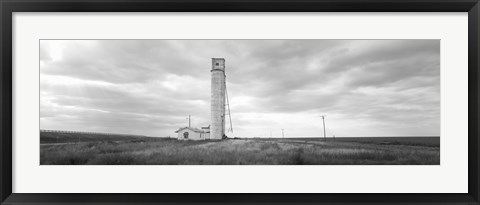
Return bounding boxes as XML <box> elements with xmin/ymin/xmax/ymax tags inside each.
<box><xmin>40</xmin><ymin>130</ymin><xmax>162</xmax><ymax>144</ymax></box>
<box><xmin>40</xmin><ymin>129</ymin><xmax>148</xmax><ymax>136</ymax></box>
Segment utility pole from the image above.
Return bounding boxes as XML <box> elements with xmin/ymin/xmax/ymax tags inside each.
<box><xmin>321</xmin><ymin>115</ymin><xmax>326</xmax><ymax>140</ymax></box>
<box><xmin>282</xmin><ymin>129</ymin><xmax>284</xmax><ymax>138</ymax></box>
<box><xmin>187</xmin><ymin>115</ymin><xmax>191</xmax><ymax>128</ymax></box>
<box><xmin>270</xmin><ymin>131</ymin><xmax>272</xmax><ymax>138</ymax></box>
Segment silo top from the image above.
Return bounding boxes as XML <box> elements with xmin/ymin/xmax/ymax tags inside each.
<box><xmin>211</xmin><ymin>58</ymin><xmax>225</xmax><ymax>72</ymax></box>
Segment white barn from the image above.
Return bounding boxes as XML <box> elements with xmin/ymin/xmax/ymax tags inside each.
<box><xmin>175</xmin><ymin>126</ymin><xmax>210</xmax><ymax>140</ymax></box>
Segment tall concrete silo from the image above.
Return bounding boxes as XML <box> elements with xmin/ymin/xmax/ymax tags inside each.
<box><xmin>210</xmin><ymin>58</ymin><xmax>226</xmax><ymax>140</ymax></box>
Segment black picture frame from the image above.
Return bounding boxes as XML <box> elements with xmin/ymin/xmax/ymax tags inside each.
<box><xmin>1</xmin><ymin>0</ymin><xmax>479</xmax><ymax>204</ymax></box>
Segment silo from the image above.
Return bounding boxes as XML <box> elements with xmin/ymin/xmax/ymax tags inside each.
<box><xmin>210</xmin><ymin>58</ymin><xmax>226</xmax><ymax>140</ymax></box>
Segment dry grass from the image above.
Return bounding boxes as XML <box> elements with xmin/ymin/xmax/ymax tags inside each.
<box><xmin>40</xmin><ymin>138</ymin><xmax>439</xmax><ymax>165</ymax></box>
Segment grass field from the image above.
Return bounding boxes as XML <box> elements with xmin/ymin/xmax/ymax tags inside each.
<box><xmin>40</xmin><ymin>132</ymin><xmax>439</xmax><ymax>165</ymax></box>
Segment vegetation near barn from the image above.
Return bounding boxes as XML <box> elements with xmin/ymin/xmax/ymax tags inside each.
<box><xmin>40</xmin><ymin>132</ymin><xmax>439</xmax><ymax>165</ymax></box>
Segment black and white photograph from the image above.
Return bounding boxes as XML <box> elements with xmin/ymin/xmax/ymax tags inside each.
<box><xmin>40</xmin><ymin>39</ymin><xmax>440</xmax><ymax>165</ymax></box>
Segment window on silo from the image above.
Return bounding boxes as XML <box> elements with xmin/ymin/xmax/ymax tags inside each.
<box><xmin>216</xmin><ymin>63</ymin><xmax>219</xmax><ymax>66</ymax></box>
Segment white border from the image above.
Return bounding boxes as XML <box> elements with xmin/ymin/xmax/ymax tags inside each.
<box><xmin>13</xmin><ymin>12</ymin><xmax>468</xmax><ymax>193</ymax></box>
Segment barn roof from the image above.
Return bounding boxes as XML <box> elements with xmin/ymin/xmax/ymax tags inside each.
<box><xmin>175</xmin><ymin>127</ymin><xmax>206</xmax><ymax>133</ymax></box>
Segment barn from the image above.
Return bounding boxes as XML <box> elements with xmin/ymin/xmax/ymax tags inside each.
<box><xmin>175</xmin><ymin>126</ymin><xmax>210</xmax><ymax>140</ymax></box>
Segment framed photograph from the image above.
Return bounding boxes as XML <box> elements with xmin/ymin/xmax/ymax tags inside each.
<box><xmin>1</xmin><ymin>0</ymin><xmax>479</xmax><ymax>204</ymax></box>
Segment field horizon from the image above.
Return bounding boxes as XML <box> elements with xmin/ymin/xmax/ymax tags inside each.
<box><xmin>40</xmin><ymin>129</ymin><xmax>439</xmax><ymax>140</ymax></box>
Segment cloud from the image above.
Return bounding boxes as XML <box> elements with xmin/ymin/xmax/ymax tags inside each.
<box><xmin>40</xmin><ymin>39</ymin><xmax>440</xmax><ymax>137</ymax></box>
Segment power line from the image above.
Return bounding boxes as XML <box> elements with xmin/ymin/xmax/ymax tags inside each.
<box><xmin>225</xmin><ymin>79</ymin><xmax>233</xmax><ymax>133</ymax></box>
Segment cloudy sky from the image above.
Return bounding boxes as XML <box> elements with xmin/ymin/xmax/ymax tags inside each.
<box><xmin>40</xmin><ymin>40</ymin><xmax>440</xmax><ymax>138</ymax></box>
